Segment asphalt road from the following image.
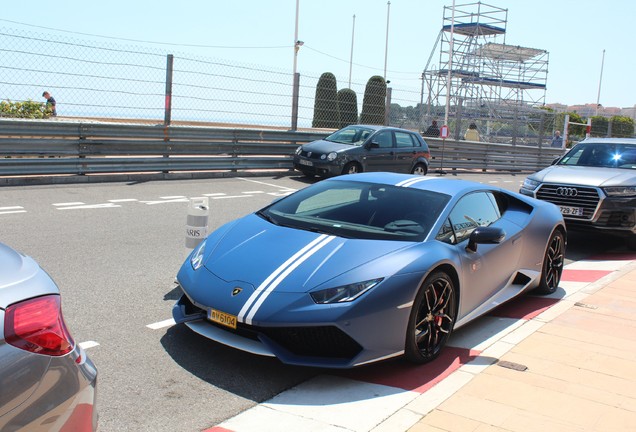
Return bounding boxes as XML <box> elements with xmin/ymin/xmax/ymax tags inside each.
<box><xmin>0</xmin><ymin>173</ymin><xmax>627</xmax><ymax>431</ymax></box>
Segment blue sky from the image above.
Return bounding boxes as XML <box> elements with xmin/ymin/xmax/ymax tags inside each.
<box><xmin>3</xmin><ymin>0</ymin><xmax>634</xmax><ymax>108</ymax></box>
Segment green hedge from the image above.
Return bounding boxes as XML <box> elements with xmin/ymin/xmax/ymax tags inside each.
<box><xmin>0</xmin><ymin>100</ymin><xmax>53</xmax><ymax>119</ymax></box>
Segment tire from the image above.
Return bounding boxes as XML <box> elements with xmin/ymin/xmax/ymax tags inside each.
<box><xmin>627</xmin><ymin>235</ymin><xmax>636</xmax><ymax>251</ymax></box>
<box><xmin>411</xmin><ymin>163</ymin><xmax>427</xmax><ymax>176</ymax></box>
<box><xmin>342</xmin><ymin>162</ymin><xmax>361</xmax><ymax>175</ymax></box>
<box><xmin>405</xmin><ymin>271</ymin><xmax>457</xmax><ymax>364</ymax></box>
<box><xmin>535</xmin><ymin>229</ymin><xmax>565</xmax><ymax>295</ymax></box>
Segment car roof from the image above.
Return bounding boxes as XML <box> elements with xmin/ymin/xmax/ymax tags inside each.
<box><xmin>348</xmin><ymin>124</ymin><xmax>419</xmax><ymax>134</ymax></box>
<box><xmin>328</xmin><ymin>172</ymin><xmax>494</xmax><ymax>196</ymax></box>
<box><xmin>578</xmin><ymin>137</ymin><xmax>636</xmax><ymax>145</ymax></box>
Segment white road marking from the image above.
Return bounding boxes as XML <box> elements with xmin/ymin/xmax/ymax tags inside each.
<box><xmin>53</xmin><ymin>202</ymin><xmax>85</xmax><ymax>206</ymax></box>
<box><xmin>212</xmin><ymin>195</ymin><xmax>253</xmax><ymax>200</ymax></box>
<box><xmin>267</xmin><ymin>191</ymin><xmax>295</xmax><ymax>197</ymax></box>
<box><xmin>108</xmin><ymin>199</ymin><xmax>138</xmax><ymax>203</ymax></box>
<box><xmin>237</xmin><ymin>177</ymin><xmax>297</xmax><ymax>192</ymax></box>
<box><xmin>0</xmin><ymin>210</ymin><xmax>27</xmax><ymax>215</ymax></box>
<box><xmin>203</xmin><ymin>193</ymin><xmax>226</xmax><ymax>197</ymax></box>
<box><xmin>0</xmin><ymin>206</ymin><xmax>24</xmax><ymax>210</ymax></box>
<box><xmin>141</xmin><ymin>198</ymin><xmax>189</xmax><ymax>205</ymax></box>
<box><xmin>160</xmin><ymin>196</ymin><xmax>186</xmax><ymax>199</ymax></box>
<box><xmin>146</xmin><ymin>318</ymin><xmax>176</xmax><ymax>330</ymax></box>
<box><xmin>57</xmin><ymin>203</ymin><xmax>121</xmax><ymax>210</ymax></box>
<box><xmin>79</xmin><ymin>341</ymin><xmax>100</xmax><ymax>349</ymax></box>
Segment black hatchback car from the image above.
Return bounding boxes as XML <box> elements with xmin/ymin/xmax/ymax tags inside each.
<box><xmin>293</xmin><ymin>125</ymin><xmax>431</xmax><ymax>177</ymax></box>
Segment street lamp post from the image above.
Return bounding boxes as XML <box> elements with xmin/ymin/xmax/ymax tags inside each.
<box><xmin>384</xmin><ymin>1</ymin><xmax>391</xmax><ymax>79</ymax></box>
<box><xmin>291</xmin><ymin>0</ymin><xmax>301</xmax><ymax>131</ymax></box>
<box><xmin>349</xmin><ymin>14</ymin><xmax>356</xmax><ymax>88</ymax></box>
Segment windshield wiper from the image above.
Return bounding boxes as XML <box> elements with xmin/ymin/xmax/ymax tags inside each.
<box><xmin>256</xmin><ymin>210</ymin><xmax>280</xmax><ymax>226</ymax></box>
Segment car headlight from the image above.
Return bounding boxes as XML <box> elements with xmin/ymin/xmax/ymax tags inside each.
<box><xmin>324</xmin><ymin>152</ymin><xmax>338</xmax><ymax>161</ymax></box>
<box><xmin>603</xmin><ymin>186</ymin><xmax>636</xmax><ymax>197</ymax></box>
<box><xmin>522</xmin><ymin>178</ymin><xmax>540</xmax><ymax>190</ymax></box>
<box><xmin>295</xmin><ymin>146</ymin><xmax>302</xmax><ymax>155</ymax></box>
<box><xmin>190</xmin><ymin>240</ymin><xmax>206</xmax><ymax>270</ymax></box>
<box><xmin>310</xmin><ymin>278</ymin><xmax>383</xmax><ymax>304</ymax></box>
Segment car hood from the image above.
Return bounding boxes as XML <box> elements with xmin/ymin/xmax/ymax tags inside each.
<box><xmin>532</xmin><ymin>165</ymin><xmax>636</xmax><ymax>187</ymax></box>
<box><xmin>201</xmin><ymin>214</ymin><xmax>414</xmax><ymax>293</ymax></box>
<box><xmin>302</xmin><ymin>139</ymin><xmax>356</xmax><ymax>154</ymax></box>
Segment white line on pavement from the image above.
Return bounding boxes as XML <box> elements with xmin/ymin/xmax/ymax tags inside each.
<box><xmin>57</xmin><ymin>203</ymin><xmax>122</xmax><ymax>210</ymax></box>
<box><xmin>141</xmin><ymin>198</ymin><xmax>189</xmax><ymax>205</ymax></box>
<box><xmin>146</xmin><ymin>318</ymin><xmax>176</xmax><ymax>330</ymax></box>
<box><xmin>237</xmin><ymin>177</ymin><xmax>297</xmax><ymax>191</ymax></box>
<box><xmin>108</xmin><ymin>199</ymin><xmax>138</xmax><ymax>203</ymax></box>
<box><xmin>160</xmin><ymin>196</ymin><xmax>186</xmax><ymax>199</ymax></box>
<box><xmin>0</xmin><ymin>206</ymin><xmax>24</xmax><ymax>210</ymax></box>
<box><xmin>203</xmin><ymin>193</ymin><xmax>226</xmax><ymax>197</ymax></box>
<box><xmin>0</xmin><ymin>210</ymin><xmax>27</xmax><ymax>215</ymax></box>
<box><xmin>212</xmin><ymin>195</ymin><xmax>253</xmax><ymax>200</ymax></box>
<box><xmin>53</xmin><ymin>202</ymin><xmax>85</xmax><ymax>206</ymax></box>
<box><xmin>79</xmin><ymin>341</ymin><xmax>100</xmax><ymax>349</ymax></box>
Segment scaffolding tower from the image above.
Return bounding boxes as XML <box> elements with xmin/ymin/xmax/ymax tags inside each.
<box><xmin>423</xmin><ymin>2</ymin><xmax>550</xmax><ymax>143</ymax></box>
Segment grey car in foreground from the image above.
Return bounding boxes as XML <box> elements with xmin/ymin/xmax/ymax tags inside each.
<box><xmin>0</xmin><ymin>242</ymin><xmax>97</xmax><ymax>431</ymax></box>
<box><xmin>293</xmin><ymin>125</ymin><xmax>431</xmax><ymax>177</ymax></box>
<box><xmin>520</xmin><ymin>138</ymin><xmax>636</xmax><ymax>248</ymax></box>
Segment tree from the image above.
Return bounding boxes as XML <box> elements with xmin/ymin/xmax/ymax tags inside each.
<box><xmin>360</xmin><ymin>76</ymin><xmax>386</xmax><ymax>125</ymax></box>
<box><xmin>337</xmin><ymin>89</ymin><xmax>358</xmax><ymax>128</ymax></box>
<box><xmin>590</xmin><ymin>116</ymin><xmax>608</xmax><ymax>137</ymax></box>
<box><xmin>610</xmin><ymin>116</ymin><xmax>635</xmax><ymax>138</ymax></box>
<box><xmin>312</xmin><ymin>72</ymin><xmax>339</xmax><ymax>128</ymax></box>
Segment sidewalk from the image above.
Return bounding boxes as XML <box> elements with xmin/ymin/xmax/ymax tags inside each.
<box><xmin>408</xmin><ymin>263</ymin><xmax>636</xmax><ymax>432</ymax></box>
<box><xmin>210</xmin><ymin>258</ymin><xmax>636</xmax><ymax>432</ymax></box>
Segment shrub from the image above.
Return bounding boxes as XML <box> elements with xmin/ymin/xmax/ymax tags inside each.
<box><xmin>0</xmin><ymin>100</ymin><xmax>53</xmax><ymax>119</ymax></box>
<box><xmin>360</xmin><ymin>76</ymin><xmax>386</xmax><ymax>125</ymax></box>
<box><xmin>312</xmin><ymin>73</ymin><xmax>339</xmax><ymax>128</ymax></box>
<box><xmin>337</xmin><ymin>89</ymin><xmax>358</xmax><ymax>128</ymax></box>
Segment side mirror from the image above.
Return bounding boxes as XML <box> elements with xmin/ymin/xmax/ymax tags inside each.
<box><xmin>466</xmin><ymin>226</ymin><xmax>506</xmax><ymax>253</ymax></box>
<box><xmin>367</xmin><ymin>141</ymin><xmax>380</xmax><ymax>149</ymax></box>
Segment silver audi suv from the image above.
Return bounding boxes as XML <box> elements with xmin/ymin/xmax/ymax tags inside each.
<box><xmin>520</xmin><ymin>137</ymin><xmax>636</xmax><ymax>249</ymax></box>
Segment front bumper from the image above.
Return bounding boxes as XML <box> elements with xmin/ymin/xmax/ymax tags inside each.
<box><xmin>293</xmin><ymin>155</ymin><xmax>343</xmax><ymax>177</ymax></box>
<box><xmin>520</xmin><ymin>185</ymin><xmax>636</xmax><ymax>236</ymax></box>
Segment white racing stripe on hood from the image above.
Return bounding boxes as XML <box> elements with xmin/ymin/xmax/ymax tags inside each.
<box><xmin>237</xmin><ymin>234</ymin><xmax>336</xmax><ymax>325</ymax></box>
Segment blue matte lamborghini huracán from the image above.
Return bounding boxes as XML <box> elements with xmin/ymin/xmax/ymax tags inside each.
<box><xmin>173</xmin><ymin>172</ymin><xmax>566</xmax><ymax>368</ymax></box>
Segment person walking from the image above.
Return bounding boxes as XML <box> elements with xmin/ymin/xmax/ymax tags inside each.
<box><xmin>42</xmin><ymin>91</ymin><xmax>57</xmax><ymax>116</ymax></box>
<box><xmin>464</xmin><ymin>123</ymin><xmax>480</xmax><ymax>141</ymax></box>
<box><xmin>551</xmin><ymin>130</ymin><xmax>563</xmax><ymax>148</ymax></box>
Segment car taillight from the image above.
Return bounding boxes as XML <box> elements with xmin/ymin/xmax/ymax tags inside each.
<box><xmin>4</xmin><ymin>295</ymin><xmax>75</xmax><ymax>356</ymax></box>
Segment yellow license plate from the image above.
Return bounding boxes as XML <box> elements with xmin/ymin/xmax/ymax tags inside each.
<box><xmin>209</xmin><ymin>309</ymin><xmax>237</xmax><ymax>329</ymax></box>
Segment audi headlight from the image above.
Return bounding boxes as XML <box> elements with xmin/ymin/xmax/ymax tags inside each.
<box><xmin>295</xmin><ymin>146</ymin><xmax>302</xmax><ymax>155</ymax></box>
<box><xmin>603</xmin><ymin>186</ymin><xmax>636</xmax><ymax>197</ymax></box>
<box><xmin>310</xmin><ymin>278</ymin><xmax>383</xmax><ymax>304</ymax></box>
<box><xmin>522</xmin><ymin>178</ymin><xmax>540</xmax><ymax>190</ymax></box>
<box><xmin>190</xmin><ymin>240</ymin><xmax>206</xmax><ymax>270</ymax></box>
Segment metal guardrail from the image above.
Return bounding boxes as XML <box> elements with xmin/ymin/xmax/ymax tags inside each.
<box><xmin>0</xmin><ymin>119</ymin><xmax>564</xmax><ymax>184</ymax></box>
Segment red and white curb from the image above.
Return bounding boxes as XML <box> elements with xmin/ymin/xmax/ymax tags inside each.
<box><xmin>206</xmin><ymin>254</ymin><xmax>636</xmax><ymax>432</ymax></box>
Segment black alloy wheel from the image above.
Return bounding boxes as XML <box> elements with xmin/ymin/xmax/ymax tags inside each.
<box><xmin>405</xmin><ymin>271</ymin><xmax>456</xmax><ymax>363</ymax></box>
<box><xmin>535</xmin><ymin>229</ymin><xmax>565</xmax><ymax>295</ymax></box>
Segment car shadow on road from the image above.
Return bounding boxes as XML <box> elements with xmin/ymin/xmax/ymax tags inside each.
<box><xmin>160</xmin><ymin>324</ymin><xmax>321</xmax><ymax>402</ymax></box>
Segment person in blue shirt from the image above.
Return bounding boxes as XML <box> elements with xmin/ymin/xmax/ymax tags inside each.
<box><xmin>551</xmin><ymin>130</ymin><xmax>563</xmax><ymax>148</ymax></box>
<box><xmin>42</xmin><ymin>91</ymin><xmax>57</xmax><ymax>116</ymax></box>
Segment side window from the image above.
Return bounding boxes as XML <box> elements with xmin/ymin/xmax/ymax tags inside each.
<box><xmin>395</xmin><ymin>132</ymin><xmax>416</xmax><ymax>148</ymax></box>
<box><xmin>436</xmin><ymin>218</ymin><xmax>455</xmax><ymax>244</ymax></box>
<box><xmin>372</xmin><ymin>131</ymin><xmax>393</xmax><ymax>149</ymax></box>
<box><xmin>447</xmin><ymin>192</ymin><xmax>501</xmax><ymax>244</ymax></box>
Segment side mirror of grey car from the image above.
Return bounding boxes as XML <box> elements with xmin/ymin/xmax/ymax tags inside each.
<box><xmin>466</xmin><ymin>226</ymin><xmax>506</xmax><ymax>253</ymax></box>
<box><xmin>367</xmin><ymin>142</ymin><xmax>380</xmax><ymax>149</ymax></box>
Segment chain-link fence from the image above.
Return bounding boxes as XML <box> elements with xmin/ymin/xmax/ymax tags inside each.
<box><xmin>1</xmin><ymin>26</ymin><xmax>633</xmax><ymax>143</ymax></box>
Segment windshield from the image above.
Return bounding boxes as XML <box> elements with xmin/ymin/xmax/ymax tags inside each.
<box><xmin>257</xmin><ymin>180</ymin><xmax>450</xmax><ymax>242</ymax></box>
<box><xmin>325</xmin><ymin>126</ymin><xmax>376</xmax><ymax>145</ymax></box>
<box><xmin>559</xmin><ymin>142</ymin><xmax>636</xmax><ymax>169</ymax></box>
